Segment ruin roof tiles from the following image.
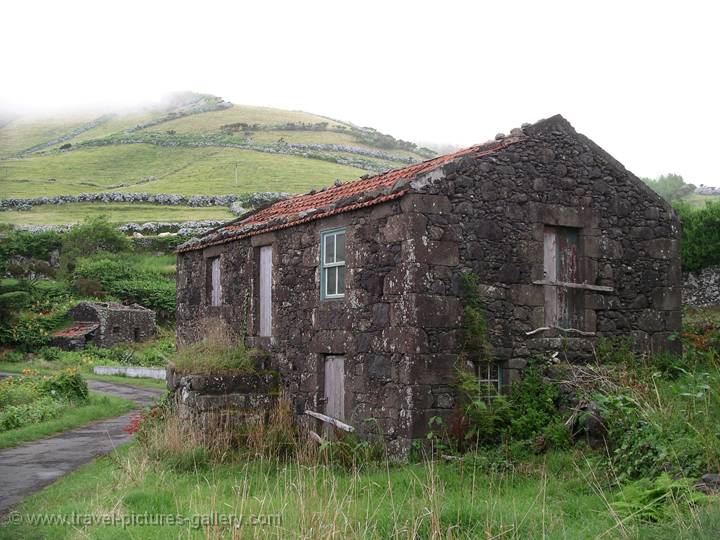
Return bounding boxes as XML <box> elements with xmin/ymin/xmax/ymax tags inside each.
<box><xmin>178</xmin><ymin>137</ymin><xmax>522</xmax><ymax>253</ymax></box>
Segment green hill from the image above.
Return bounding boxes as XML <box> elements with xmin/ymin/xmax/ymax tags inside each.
<box><xmin>0</xmin><ymin>93</ymin><xmax>433</xmax><ymax>225</ymax></box>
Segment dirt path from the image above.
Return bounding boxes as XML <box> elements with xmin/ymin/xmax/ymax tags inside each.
<box><xmin>0</xmin><ymin>375</ymin><xmax>164</xmax><ymax>514</ymax></box>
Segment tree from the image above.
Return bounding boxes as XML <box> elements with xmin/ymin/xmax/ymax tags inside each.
<box><xmin>642</xmin><ymin>173</ymin><xmax>696</xmax><ymax>202</ymax></box>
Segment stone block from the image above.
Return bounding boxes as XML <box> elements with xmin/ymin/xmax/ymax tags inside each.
<box><xmin>390</xmin><ymin>294</ymin><xmax>462</xmax><ymax>328</ymax></box>
<box><xmin>645</xmin><ymin>238</ymin><xmax>679</xmax><ymax>259</ymax></box>
<box><xmin>403</xmin><ymin>239</ymin><xmax>459</xmax><ymax>266</ymax></box>
<box><xmin>400</xmin><ymin>194</ymin><xmax>451</xmax><ymax>214</ymax></box>
<box><xmin>383</xmin><ymin>213</ymin><xmax>428</xmax><ymax>243</ymax></box>
<box><xmin>510</xmin><ymin>284</ymin><xmax>544</xmax><ymax>306</ymax></box>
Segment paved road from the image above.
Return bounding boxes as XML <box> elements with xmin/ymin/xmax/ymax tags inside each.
<box><xmin>0</xmin><ymin>375</ymin><xmax>164</xmax><ymax>514</ymax></box>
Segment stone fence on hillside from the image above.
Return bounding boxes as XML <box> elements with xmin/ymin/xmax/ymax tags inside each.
<box><xmin>0</xmin><ymin>192</ymin><xmax>288</xmax><ymax>212</ymax></box>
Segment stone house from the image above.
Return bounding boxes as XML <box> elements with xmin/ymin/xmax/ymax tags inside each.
<box><xmin>51</xmin><ymin>301</ymin><xmax>156</xmax><ymax>350</ymax></box>
<box><xmin>176</xmin><ymin>115</ymin><xmax>681</xmax><ymax>455</ymax></box>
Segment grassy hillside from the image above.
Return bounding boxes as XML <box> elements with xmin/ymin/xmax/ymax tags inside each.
<box><xmin>0</xmin><ymin>93</ymin><xmax>430</xmax><ymax>225</ymax></box>
<box><xmin>0</xmin><ymin>203</ymin><xmax>234</xmax><ymax>225</ymax></box>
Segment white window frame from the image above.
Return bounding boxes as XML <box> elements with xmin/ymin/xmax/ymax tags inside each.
<box><xmin>320</xmin><ymin>228</ymin><xmax>346</xmax><ymax>300</ymax></box>
<box><xmin>473</xmin><ymin>361</ymin><xmax>502</xmax><ymax>398</ymax></box>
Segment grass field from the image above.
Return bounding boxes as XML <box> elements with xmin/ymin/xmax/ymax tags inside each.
<box><xmin>0</xmin><ymin>144</ymin><xmax>368</xmax><ymax>198</ymax></box>
<box><xmin>0</xmin><ymin>96</ymin><xmax>430</xmax><ymax>224</ymax></box>
<box><xmin>0</xmin><ymin>114</ymin><xmax>98</xmax><ymax>157</ymax></box>
<box><xmin>1</xmin><ymin>445</ymin><xmax>717</xmax><ymax>539</ymax></box>
<box><xmin>143</xmin><ymin>104</ymin><xmax>346</xmax><ymax>134</ymax></box>
<box><xmin>0</xmin><ymin>203</ymin><xmax>234</xmax><ymax>226</ymax></box>
<box><xmin>0</xmin><ymin>392</ymin><xmax>136</xmax><ymax>450</ymax></box>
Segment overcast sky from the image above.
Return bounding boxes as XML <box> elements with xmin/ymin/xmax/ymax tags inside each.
<box><xmin>3</xmin><ymin>0</ymin><xmax>719</xmax><ymax>185</ymax></box>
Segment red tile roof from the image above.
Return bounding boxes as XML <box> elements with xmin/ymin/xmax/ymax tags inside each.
<box><xmin>178</xmin><ymin>136</ymin><xmax>523</xmax><ymax>252</ymax></box>
<box><xmin>52</xmin><ymin>322</ymin><xmax>99</xmax><ymax>338</ymax></box>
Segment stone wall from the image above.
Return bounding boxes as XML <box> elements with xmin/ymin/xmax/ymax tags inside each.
<box><xmin>68</xmin><ymin>302</ymin><xmax>157</xmax><ymax>348</ymax></box>
<box><xmin>176</xmin><ymin>115</ymin><xmax>682</xmax><ymax>455</ymax></box>
<box><xmin>683</xmin><ymin>265</ymin><xmax>720</xmax><ymax>307</ymax></box>
<box><xmin>166</xmin><ymin>367</ymin><xmax>279</xmax><ymax>437</ymax></box>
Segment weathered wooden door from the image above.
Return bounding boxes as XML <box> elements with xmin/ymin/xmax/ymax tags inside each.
<box><xmin>324</xmin><ymin>355</ymin><xmax>345</xmax><ymax>421</ymax></box>
<box><xmin>543</xmin><ymin>226</ymin><xmax>582</xmax><ymax>328</ymax></box>
<box><xmin>210</xmin><ymin>257</ymin><xmax>222</xmax><ymax>306</ymax></box>
<box><xmin>259</xmin><ymin>246</ymin><xmax>272</xmax><ymax>336</ymax></box>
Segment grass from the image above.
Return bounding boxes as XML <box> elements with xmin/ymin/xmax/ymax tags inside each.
<box><xmin>0</xmin><ymin>392</ymin><xmax>136</xmax><ymax>449</ymax></box>
<box><xmin>0</xmin><ymin>114</ymin><xmax>98</xmax><ymax>157</ymax></box>
<box><xmin>143</xmin><ymin>104</ymin><xmax>347</xmax><ymax>134</ymax></box>
<box><xmin>0</xmin><ymin>363</ymin><xmax>167</xmax><ymax>391</ymax></box>
<box><xmin>0</xmin><ymin>144</ymin><xmax>367</xmax><ymax>197</ymax></box>
<box><xmin>1</xmin><ymin>445</ymin><xmax>717</xmax><ymax>539</ymax></box>
<box><xmin>0</xmin><ymin>203</ymin><xmax>234</xmax><ymax>225</ymax></box>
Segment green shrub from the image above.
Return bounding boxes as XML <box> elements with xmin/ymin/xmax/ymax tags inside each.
<box><xmin>109</xmin><ymin>278</ymin><xmax>175</xmax><ymax>313</ymax></box>
<box><xmin>0</xmin><ymin>396</ymin><xmax>66</xmax><ymax>431</ymax></box>
<box><xmin>38</xmin><ymin>346</ymin><xmax>62</xmax><ymax>362</ymax></box>
<box><xmin>453</xmin><ymin>365</ymin><xmax>565</xmax><ymax>452</ymax></box>
<box><xmin>61</xmin><ymin>216</ymin><xmax>131</xmax><ymax>270</ymax></box>
<box><xmin>0</xmin><ymin>350</ymin><xmax>25</xmax><ymax>363</ymax></box>
<box><xmin>0</xmin><ymin>376</ymin><xmax>41</xmax><ymax>408</ymax></box>
<box><xmin>611</xmin><ymin>474</ymin><xmax>706</xmax><ymax>522</ymax></box>
<box><xmin>72</xmin><ymin>254</ymin><xmax>176</xmax><ymax>314</ymax></box>
<box><xmin>675</xmin><ymin>201</ymin><xmax>720</xmax><ymax>271</ymax></box>
<box><xmin>39</xmin><ymin>370</ymin><xmax>89</xmax><ymax>404</ymax></box>
<box><xmin>0</xmin><ymin>229</ymin><xmax>62</xmax><ymax>273</ymax></box>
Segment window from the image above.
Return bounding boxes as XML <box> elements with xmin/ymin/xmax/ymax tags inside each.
<box><xmin>321</xmin><ymin>228</ymin><xmax>346</xmax><ymax>299</ymax></box>
<box><xmin>472</xmin><ymin>361</ymin><xmax>502</xmax><ymax>399</ymax></box>
<box><xmin>133</xmin><ymin>328</ymin><xmax>140</xmax><ymax>342</ymax></box>
<box><xmin>207</xmin><ymin>256</ymin><xmax>222</xmax><ymax>306</ymax></box>
<box><xmin>112</xmin><ymin>326</ymin><xmax>120</xmax><ymax>335</ymax></box>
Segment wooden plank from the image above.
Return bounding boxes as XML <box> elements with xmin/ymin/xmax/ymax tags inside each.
<box><xmin>543</xmin><ymin>227</ymin><xmax>558</xmax><ymax>326</ymax></box>
<box><xmin>304</xmin><ymin>410</ymin><xmax>355</xmax><ymax>432</ymax></box>
<box><xmin>532</xmin><ymin>280</ymin><xmax>614</xmax><ymax>292</ymax></box>
<box><xmin>259</xmin><ymin>245</ymin><xmax>272</xmax><ymax>336</ymax></box>
<box><xmin>324</xmin><ymin>355</ymin><xmax>345</xmax><ymax>421</ymax></box>
<box><xmin>210</xmin><ymin>257</ymin><xmax>221</xmax><ymax>306</ymax></box>
<box><xmin>525</xmin><ymin>326</ymin><xmax>596</xmax><ymax>336</ymax></box>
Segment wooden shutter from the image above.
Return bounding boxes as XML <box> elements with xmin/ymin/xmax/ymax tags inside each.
<box><xmin>259</xmin><ymin>246</ymin><xmax>273</xmax><ymax>337</ymax></box>
<box><xmin>324</xmin><ymin>355</ymin><xmax>345</xmax><ymax>421</ymax></box>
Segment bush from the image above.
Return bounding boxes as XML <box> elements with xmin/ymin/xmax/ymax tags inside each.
<box><xmin>611</xmin><ymin>474</ymin><xmax>706</xmax><ymax>522</ymax></box>
<box><xmin>0</xmin><ymin>229</ymin><xmax>62</xmax><ymax>273</ymax></box>
<box><xmin>72</xmin><ymin>254</ymin><xmax>176</xmax><ymax>314</ymax></box>
<box><xmin>61</xmin><ymin>216</ymin><xmax>131</xmax><ymax>269</ymax></box>
<box><xmin>452</xmin><ymin>365</ymin><xmax>566</xmax><ymax>453</ymax></box>
<box><xmin>38</xmin><ymin>346</ymin><xmax>62</xmax><ymax>362</ymax></box>
<box><xmin>39</xmin><ymin>370</ymin><xmax>89</xmax><ymax>404</ymax></box>
<box><xmin>0</xmin><ymin>396</ymin><xmax>66</xmax><ymax>431</ymax></box>
<box><xmin>0</xmin><ymin>300</ymin><xmax>73</xmax><ymax>349</ymax></box>
<box><xmin>675</xmin><ymin>201</ymin><xmax>720</xmax><ymax>271</ymax></box>
<box><xmin>0</xmin><ymin>350</ymin><xmax>25</xmax><ymax>363</ymax></box>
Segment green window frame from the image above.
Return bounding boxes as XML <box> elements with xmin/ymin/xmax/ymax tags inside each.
<box><xmin>320</xmin><ymin>228</ymin><xmax>346</xmax><ymax>299</ymax></box>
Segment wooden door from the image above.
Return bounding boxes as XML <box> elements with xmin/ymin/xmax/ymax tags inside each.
<box><xmin>210</xmin><ymin>257</ymin><xmax>221</xmax><ymax>306</ymax></box>
<box><xmin>324</xmin><ymin>355</ymin><xmax>345</xmax><ymax>421</ymax></box>
<box><xmin>543</xmin><ymin>226</ymin><xmax>582</xmax><ymax>328</ymax></box>
<box><xmin>259</xmin><ymin>246</ymin><xmax>272</xmax><ymax>336</ymax></box>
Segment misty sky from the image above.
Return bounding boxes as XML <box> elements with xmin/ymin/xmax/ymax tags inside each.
<box><xmin>3</xmin><ymin>0</ymin><xmax>719</xmax><ymax>185</ymax></box>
